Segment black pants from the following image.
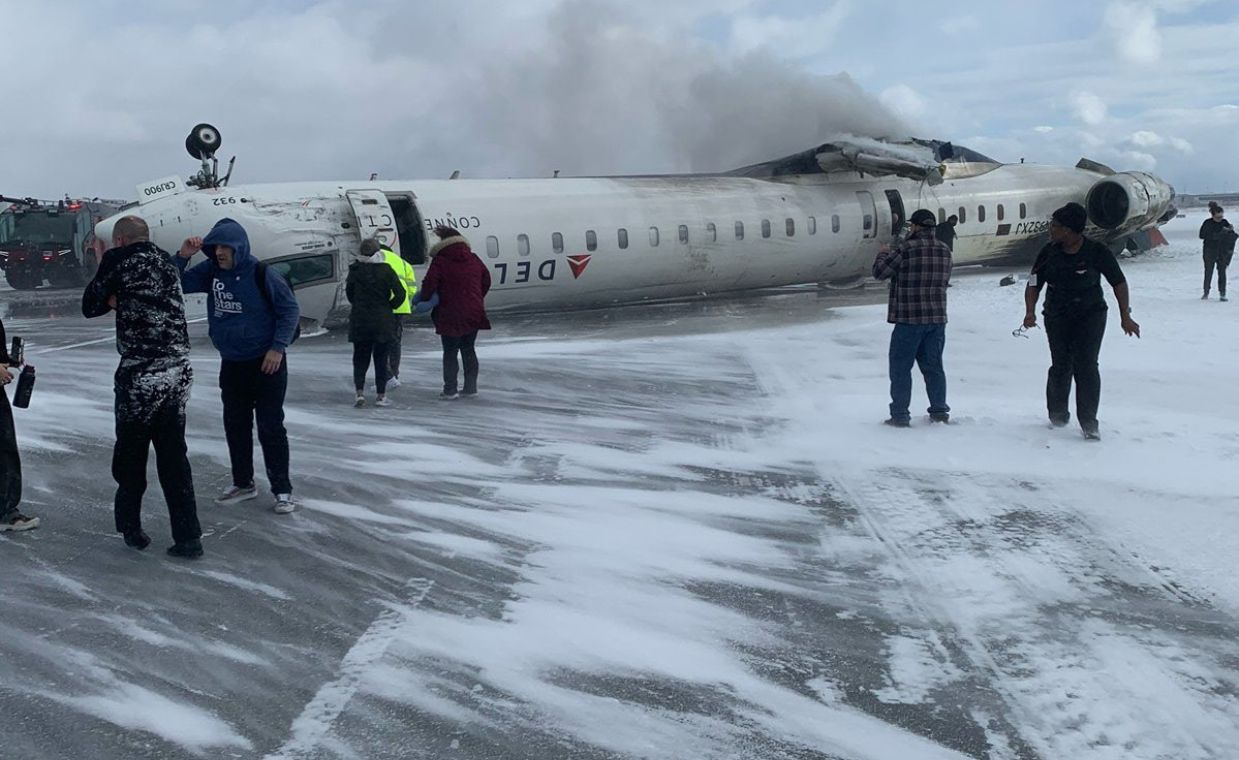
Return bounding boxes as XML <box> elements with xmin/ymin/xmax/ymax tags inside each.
<box><xmin>113</xmin><ymin>403</ymin><xmax>200</xmax><ymax>544</ymax></box>
<box><xmin>0</xmin><ymin>389</ymin><xmax>21</xmax><ymax>520</ymax></box>
<box><xmin>388</xmin><ymin>318</ymin><xmax>405</xmax><ymax>379</ymax></box>
<box><xmin>441</xmin><ymin>332</ymin><xmax>479</xmax><ymax>395</ymax></box>
<box><xmin>220</xmin><ymin>357</ymin><xmax>292</xmax><ymax>494</ymax></box>
<box><xmin>353</xmin><ymin>341</ymin><xmax>391</xmax><ymax>395</ymax></box>
<box><xmin>1045</xmin><ymin>309</ymin><xmax>1107</xmax><ymax>429</ymax></box>
<box><xmin>1204</xmin><ymin>249</ymin><xmax>1232</xmax><ymax>295</ymax></box>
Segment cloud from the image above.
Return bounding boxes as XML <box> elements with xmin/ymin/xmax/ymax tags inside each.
<box><xmin>729</xmin><ymin>2</ymin><xmax>852</xmax><ymax>58</ymax></box>
<box><xmin>879</xmin><ymin>85</ymin><xmax>928</xmax><ymax>124</ymax></box>
<box><xmin>1034</xmin><ymin>126</ymin><xmax>1055</xmax><ymax>134</ymax></box>
<box><xmin>1104</xmin><ymin>1</ymin><xmax>1163</xmax><ymax>65</ymax></box>
<box><xmin>1071</xmin><ymin>91</ymin><xmax>1109</xmax><ymax>125</ymax></box>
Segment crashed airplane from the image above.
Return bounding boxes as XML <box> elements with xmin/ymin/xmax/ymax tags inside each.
<box><xmin>96</xmin><ymin>124</ymin><xmax>1176</xmax><ymax>331</ymax></box>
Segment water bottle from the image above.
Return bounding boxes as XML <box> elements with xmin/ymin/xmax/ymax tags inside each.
<box><xmin>12</xmin><ymin>365</ymin><xmax>34</xmax><ymax>409</ymax></box>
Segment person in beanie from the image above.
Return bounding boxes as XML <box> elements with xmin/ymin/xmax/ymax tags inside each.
<box><xmin>1023</xmin><ymin>202</ymin><xmax>1140</xmax><ymax>440</ymax></box>
<box><xmin>416</xmin><ymin>226</ymin><xmax>491</xmax><ymax>399</ymax></box>
<box><xmin>0</xmin><ymin>316</ymin><xmax>38</xmax><ymax>532</ymax></box>
<box><xmin>872</xmin><ymin>208</ymin><xmax>953</xmax><ymax>427</ymax></box>
<box><xmin>82</xmin><ymin>216</ymin><xmax>202</xmax><ymax>558</ymax></box>
<box><xmin>1199</xmin><ymin>202</ymin><xmax>1237</xmax><ymax>301</ymax></box>
<box><xmin>346</xmin><ymin>239</ymin><xmax>405</xmax><ymax>407</ymax></box>
<box><xmin>175</xmin><ymin>219</ymin><xmax>301</xmax><ymax>514</ymax></box>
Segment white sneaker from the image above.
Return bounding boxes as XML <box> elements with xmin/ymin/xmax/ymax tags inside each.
<box><xmin>0</xmin><ymin>513</ymin><xmax>40</xmax><ymax>532</ymax></box>
<box><xmin>216</xmin><ymin>483</ymin><xmax>258</xmax><ymax>505</ymax></box>
<box><xmin>385</xmin><ymin>376</ymin><xmax>401</xmax><ymax>390</ymax></box>
<box><xmin>439</xmin><ymin>391</ymin><xmax>459</xmax><ymax>400</ymax></box>
<box><xmin>354</xmin><ymin>394</ymin><xmax>366</xmax><ymax>408</ymax></box>
<box><xmin>273</xmin><ymin>493</ymin><xmax>297</xmax><ymax>514</ymax></box>
<box><xmin>374</xmin><ymin>396</ymin><xmax>392</xmax><ymax>407</ymax></box>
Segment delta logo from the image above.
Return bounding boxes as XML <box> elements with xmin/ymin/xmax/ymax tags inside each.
<box><xmin>567</xmin><ymin>254</ymin><xmax>592</xmax><ymax>279</ymax></box>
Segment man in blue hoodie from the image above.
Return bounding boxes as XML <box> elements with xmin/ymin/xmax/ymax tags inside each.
<box><xmin>175</xmin><ymin>219</ymin><xmax>301</xmax><ymax>514</ymax></box>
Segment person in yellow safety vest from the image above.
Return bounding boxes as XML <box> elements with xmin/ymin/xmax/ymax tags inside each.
<box><xmin>379</xmin><ymin>241</ymin><xmax>417</xmax><ymax>389</ymax></box>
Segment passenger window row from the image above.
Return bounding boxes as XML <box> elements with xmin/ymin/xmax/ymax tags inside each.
<box><xmin>936</xmin><ymin>202</ymin><xmax>1030</xmax><ymax>226</ymax></box>
<box><xmin>482</xmin><ymin>214</ymin><xmax>846</xmax><ymax>258</ymax></box>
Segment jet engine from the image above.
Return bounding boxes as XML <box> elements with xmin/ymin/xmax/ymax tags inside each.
<box><xmin>1085</xmin><ymin>171</ymin><xmax>1176</xmax><ymax>232</ymax></box>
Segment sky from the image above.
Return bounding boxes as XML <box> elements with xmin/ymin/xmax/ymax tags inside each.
<box><xmin>0</xmin><ymin>0</ymin><xmax>1236</xmax><ymax>200</ymax></box>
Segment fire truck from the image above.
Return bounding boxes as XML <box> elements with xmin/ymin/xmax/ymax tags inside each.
<box><xmin>0</xmin><ymin>196</ymin><xmax>124</xmax><ymax>289</ymax></box>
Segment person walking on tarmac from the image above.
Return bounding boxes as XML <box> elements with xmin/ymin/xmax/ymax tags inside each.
<box><xmin>175</xmin><ymin>219</ymin><xmax>302</xmax><ymax>514</ymax></box>
<box><xmin>872</xmin><ymin>209</ymin><xmax>953</xmax><ymax>427</ymax></box>
<box><xmin>1200</xmin><ymin>202</ymin><xmax>1237</xmax><ymax>301</ymax></box>
<box><xmin>82</xmin><ymin>216</ymin><xmax>203</xmax><ymax>558</ymax></box>
<box><xmin>378</xmin><ymin>241</ymin><xmax>417</xmax><ymax>389</ymax></box>
<box><xmin>1023</xmin><ymin>202</ymin><xmax>1140</xmax><ymax>441</ymax></box>
<box><xmin>417</xmin><ymin>226</ymin><xmax>491</xmax><ymax>399</ymax></box>
<box><xmin>347</xmin><ymin>239</ymin><xmax>406</xmax><ymax>407</ymax></box>
<box><xmin>0</xmin><ymin>317</ymin><xmax>39</xmax><ymax>532</ymax></box>
<box><xmin>936</xmin><ymin>214</ymin><xmax>958</xmax><ymax>251</ymax></box>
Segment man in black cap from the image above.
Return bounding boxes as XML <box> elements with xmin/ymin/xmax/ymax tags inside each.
<box><xmin>872</xmin><ymin>208</ymin><xmax>953</xmax><ymax>427</ymax></box>
<box><xmin>1022</xmin><ymin>202</ymin><xmax>1140</xmax><ymax>440</ymax></box>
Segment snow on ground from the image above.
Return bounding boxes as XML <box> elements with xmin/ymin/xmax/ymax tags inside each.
<box><xmin>1</xmin><ymin>211</ymin><xmax>1236</xmax><ymax>759</ymax></box>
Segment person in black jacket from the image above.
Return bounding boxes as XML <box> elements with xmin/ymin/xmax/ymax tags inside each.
<box><xmin>936</xmin><ymin>215</ymin><xmax>958</xmax><ymax>251</ymax></box>
<box><xmin>82</xmin><ymin>216</ymin><xmax>203</xmax><ymax>558</ymax></box>
<box><xmin>1199</xmin><ymin>202</ymin><xmax>1237</xmax><ymax>301</ymax></box>
<box><xmin>1022</xmin><ymin>203</ymin><xmax>1140</xmax><ymax>440</ymax></box>
<box><xmin>0</xmin><ymin>317</ymin><xmax>39</xmax><ymax>532</ymax></box>
<box><xmin>346</xmin><ymin>239</ymin><xmax>406</xmax><ymax>407</ymax></box>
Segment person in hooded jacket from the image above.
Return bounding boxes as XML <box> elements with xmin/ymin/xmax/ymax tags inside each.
<box><xmin>1199</xmin><ymin>202</ymin><xmax>1237</xmax><ymax>301</ymax></box>
<box><xmin>347</xmin><ymin>239</ymin><xmax>406</xmax><ymax>407</ymax></box>
<box><xmin>175</xmin><ymin>219</ymin><xmax>301</xmax><ymax>513</ymax></box>
<box><xmin>416</xmin><ymin>227</ymin><xmax>491</xmax><ymax>399</ymax></box>
<box><xmin>83</xmin><ymin>216</ymin><xmax>202</xmax><ymax>558</ymax></box>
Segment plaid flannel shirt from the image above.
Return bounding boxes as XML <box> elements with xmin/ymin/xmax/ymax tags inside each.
<box><xmin>871</xmin><ymin>229</ymin><xmax>953</xmax><ymax>324</ymax></box>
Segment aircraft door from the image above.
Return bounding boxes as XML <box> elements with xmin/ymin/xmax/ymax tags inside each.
<box><xmin>345</xmin><ymin>190</ymin><xmax>400</xmax><ymax>255</ymax></box>
<box><xmin>856</xmin><ymin>191</ymin><xmax>878</xmax><ymax>239</ymax></box>
<box><xmin>884</xmin><ymin>189</ymin><xmax>905</xmax><ymax>237</ymax></box>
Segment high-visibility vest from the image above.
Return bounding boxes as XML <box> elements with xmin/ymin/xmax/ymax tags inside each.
<box><xmin>381</xmin><ymin>248</ymin><xmax>417</xmax><ymax>314</ymax></box>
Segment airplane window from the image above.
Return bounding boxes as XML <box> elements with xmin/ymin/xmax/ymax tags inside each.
<box><xmin>649</xmin><ymin>227</ymin><xmax>660</xmax><ymax>247</ymax></box>
<box><xmin>618</xmin><ymin>228</ymin><xmax>629</xmax><ymax>249</ymax></box>
<box><xmin>1019</xmin><ymin>203</ymin><xmax>1027</xmax><ymax>219</ymax></box>
<box><xmin>267</xmin><ymin>253</ymin><xmax>334</xmax><ymax>289</ymax></box>
<box><xmin>552</xmin><ymin>232</ymin><xmax>564</xmax><ymax>254</ymax></box>
<box><xmin>517</xmin><ymin>234</ymin><xmax>530</xmax><ymax>257</ymax></box>
<box><xmin>832</xmin><ymin>215</ymin><xmax>840</xmax><ymax>233</ymax></box>
<box><xmin>863</xmin><ymin>215</ymin><xmax>873</xmax><ymax>231</ymax></box>
<box><xmin>978</xmin><ymin>205</ymin><xmax>986</xmax><ymax>223</ymax></box>
<box><xmin>486</xmin><ymin>236</ymin><xmax>500</xmax><ymax>258</ymax></box>
<box><xmin>786</xmin><ymin>218</ymin><xmax>795</xmax><ymax>237</ymax></box>
<box><xmin>808</xmin><ymin>216</ymin><xmax>817</xmax><ymax>235</ymax></box>
<box><xmin>958</xmin><ymin>207</ymin><xmax>967</xmax><ymax>223</ymax></box>
<box><xmin>586</xmin><ymin>230</ymin><xmax>597</xmax><ymax>252</ymax></box>
<box><xmin>761</xmin><ymin>219</ymin><xmax>771</xmax><ymax>238</ymax></box>
<box><xmin>678</xmin><ymin>225</ymin><xmax>689</xmax><ymax>244</ymax></box>
<box><xmin>735</xmin><ymin>221</ymin><xmax>744</xmax><ymax>240</ymax></box>
<box><xmin>706</xmin><ymin>222</ymin><xmax>717</xmax><ymax>242</ymax></box>
<box><xmin>997</xmin><ymin>204</ymin><xmax>1005</xmax><ymax>221</ymax></box>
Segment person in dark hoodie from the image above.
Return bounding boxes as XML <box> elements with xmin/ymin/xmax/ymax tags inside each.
<box><xmin>175</xmin><ymin>219</ymin><xmax>301</xmax><ymax>513</ymax></box>
<box><xmin>83</xmin><ymin>216</ymin><xmax>202</xmax><ymax>558</ymax></box>
<box><xmin>1199</xmin><ymin>202</ymin><xmax>1237</xmax><ymax>301</ymax></box>
<box><xmin>416</xmin><ymin>227</ymin><xmax>491</xmax><ymax>399</ymax></box>
<box><xmin>346</xmin><ymin>239</ymin><xmax>406</xmax><ymax>407</ymax></box>
<box><xmin>1</xmin><ymin>316</ymin><xmax>39</xmax><ymax>532</ymax></box>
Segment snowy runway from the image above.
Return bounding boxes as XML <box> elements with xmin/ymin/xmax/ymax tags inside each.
<box><xmin>2</xmin><ymin>213</ymin><xmax>1237</xmax><ymax>759</ymax></box>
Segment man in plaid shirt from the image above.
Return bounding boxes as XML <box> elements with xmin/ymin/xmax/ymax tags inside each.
<box><xmin>872</xmin><ymin>208</ymin><xmax>953</xmax><ymax>427</ymax></box>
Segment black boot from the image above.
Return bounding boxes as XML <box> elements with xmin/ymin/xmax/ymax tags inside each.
<box><xmin>167</xmin><ymin>539</ymin><xmax>203</xmax><ymax>559</ymax></box>
<box><xmin>123</xmin><ymin>530</ymin><xmax>151</xmax><ymax>550</ymax></box>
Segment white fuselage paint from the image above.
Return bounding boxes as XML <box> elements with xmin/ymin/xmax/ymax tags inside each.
<box><xmin>100</xmin><ymin>163</ymin><xmax>1137</xmax><ymax>329</ymax></box>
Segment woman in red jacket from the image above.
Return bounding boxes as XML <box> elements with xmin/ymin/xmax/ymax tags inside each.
<box><xmin>418</xmin><ymin>227</ymin><xmax>491</xmax><ymax>399</ymax></box>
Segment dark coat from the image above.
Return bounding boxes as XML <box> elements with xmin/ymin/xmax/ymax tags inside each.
<box><xmin>1200</xmin><ymin>217</ymin><xmax>1237</xmax><ymax>258</ymax></box>
<box><xmin>345</xmin><ymin>257</ymin><xmax>405</xmax><ymax>343</ymax></box>
<box><xmin>419</xmin><ymin>237</ymin><xmax>491</xmax><ymax>337</ymax></box>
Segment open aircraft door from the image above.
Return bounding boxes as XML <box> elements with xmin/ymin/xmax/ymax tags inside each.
<box><xmin>345</xmin><ymin>190</ymin><xmax>400</xmax><ymax>256</ymax></box>
<box><xmin>856</xmin><ymin>191</ymin><xmax>878</xmax><ymax>239</ymax></box>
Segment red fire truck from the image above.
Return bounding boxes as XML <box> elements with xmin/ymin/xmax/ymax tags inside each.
<box><xmin>0</xmin><ymin>196</ymin><xmax>123</xmax><ymax>289</ymax></box>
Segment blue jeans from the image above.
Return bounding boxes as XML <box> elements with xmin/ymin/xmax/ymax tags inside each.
<box><xmin>888</xmin><ymin>323</ymin><xmax>948</xmax><ymax>421</ymax></box>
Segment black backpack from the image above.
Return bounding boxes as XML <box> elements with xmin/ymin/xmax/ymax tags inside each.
<box><xmin>213</xmin><ymin>261</ymin><xmax>301</xmax><ymax>344</ymax></box>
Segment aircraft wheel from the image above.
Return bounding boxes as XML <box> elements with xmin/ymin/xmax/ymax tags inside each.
<box><xmin>185</xmin><ymin>123</ymin><xmax>222</xmax><ymax>159</ymax></box>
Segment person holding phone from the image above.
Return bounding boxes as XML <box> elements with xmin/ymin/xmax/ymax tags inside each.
<box><xmin>0</xmin><ymin>317</ymin><xmax>39</xmax><ymax>532</ymax></box>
